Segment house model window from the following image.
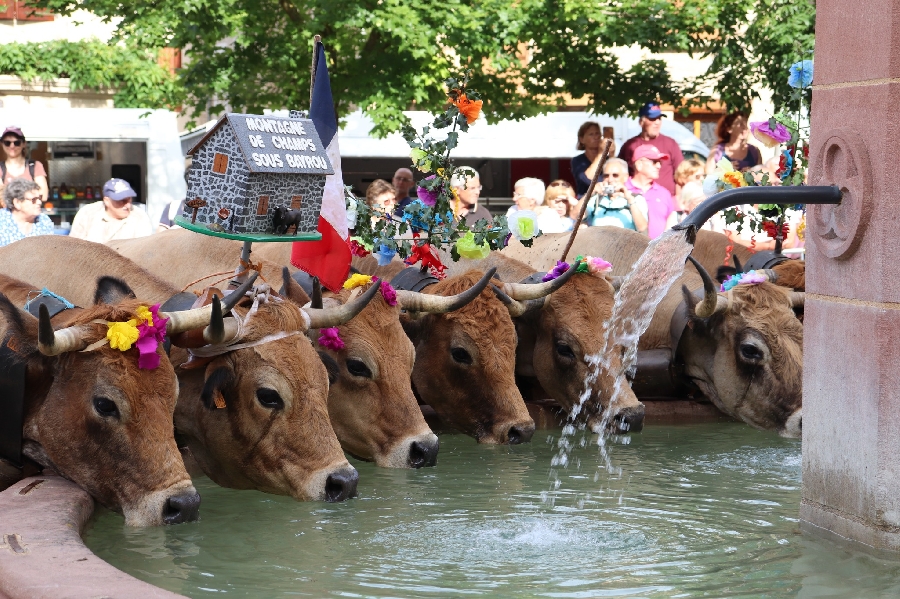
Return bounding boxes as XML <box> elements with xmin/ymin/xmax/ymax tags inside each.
<box><xmin>213</xmin><ymin>153</ymin><xmax>229</xmax><ymax>174</ymax></box>
<box><xmin>291</xmin><ymin>195</ymin><xmax>302</xmax><ymax>210</ymax></box>
<box><xmin>257</xmin><ymin>195</ymin><xmax>270</xmax><ymax>215</ymax></box>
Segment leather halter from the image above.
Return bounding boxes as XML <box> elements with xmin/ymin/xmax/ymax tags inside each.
<box><xmin>1</xmin><ymin>290</ymin><xmax>78</xmax><ymax>467</ymax></box>
<box><xmin>390</xmin><ymin>267</ymin><xmax>440</xmax><ymax>293</ymax></box>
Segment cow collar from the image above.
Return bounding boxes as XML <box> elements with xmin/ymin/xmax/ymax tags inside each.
<box><xmin>390</xmin><ymin>267</ymin><xmax>440</xmax><ymax>293</ymax></box>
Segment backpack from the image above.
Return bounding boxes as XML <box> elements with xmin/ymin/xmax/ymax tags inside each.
<box><xmin>0</xmin><ymin>160</ymin><xmax>37</xmax><ymax>182</ymax></box>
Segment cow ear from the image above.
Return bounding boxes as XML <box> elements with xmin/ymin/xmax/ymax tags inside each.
<box><xmin>279</xmin><ymin>267</ymin><xmax>311</xmax><ymax>306</ymax></box>
<box><xmin>200</xmin><ymin>365</ymin><xmax>235</xmax><ymax>410</ymax></box>
<box><xmin>94</xmin><ymin>277</ymin><xmax>136</xmax><ymax>305</ymax></box>
<box><xmin>317</xmin><ymin>351</ymin><xmax>340</xmax><ymax>385</ymax></box>
<box><xmin>715</xmin><ymin>265</ymin><xmax>738</xmax><ymax>284</ymax></box>
<box><xmin>0</xmin><ymin>292</ymin><xmax>39</xmax><ymax>356</ymax></box>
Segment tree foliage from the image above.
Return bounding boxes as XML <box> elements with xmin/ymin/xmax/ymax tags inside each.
<box><xmin>26</xmin><ymin>0</ymin><xmax>814</xmax><ymax>130</ymax></box>
<box><xmin>0</xmin><ymin>38</ymin><xmax>182</xmax><ymax>108</ymax></box>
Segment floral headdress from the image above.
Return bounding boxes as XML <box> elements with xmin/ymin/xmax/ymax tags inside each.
<box><xmin>87</xmin><ymin>304</ymin><xmax>169</xmax><ymax>369</ymax></box>
<box><xmin>720</xmin><ymin>270</ymin><xmax>770</xmax><ymax>292</ymax></box>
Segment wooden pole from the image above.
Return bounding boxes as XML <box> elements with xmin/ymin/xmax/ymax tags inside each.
<box><xmin>560</xmin><ymin>139</ymin><xmax>612</xmax><ymax>262</ymax></box>
<box><xmin>310</xmin><ymin>34</ymin><xmax>321</xmax><ymax>109</ymax></box>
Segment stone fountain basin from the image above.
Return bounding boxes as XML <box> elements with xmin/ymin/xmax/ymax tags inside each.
<box><xmin>0</xmin><ymin>475</ymin><xmax>182</xmax><ymax>599</ymax></box>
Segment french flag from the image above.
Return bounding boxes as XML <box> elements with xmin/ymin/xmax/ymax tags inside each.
<box><xmin>290</xmin><ymin>39</ymin><xmax>351</xmax><ymax>292</ymax></box>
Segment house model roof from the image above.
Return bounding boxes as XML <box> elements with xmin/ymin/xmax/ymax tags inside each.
<box><xmin>188</xmin><ymin>113</ymin><xmax>335</xmax><ymax>176</ymax></box>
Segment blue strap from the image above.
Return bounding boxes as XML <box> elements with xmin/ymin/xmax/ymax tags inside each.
<box><xmin>23</xmin><ymin>288</ymin><xmax>76</xmax><ymax>314</ymax></box>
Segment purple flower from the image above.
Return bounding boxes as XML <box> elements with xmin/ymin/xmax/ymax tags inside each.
<box><xmin>416</xmin><ymin>175</ymin><xmax>439</xmax><ymax>207</ymax></box>
<box><xmin>750</xmin><ymin>121</ymin><xmax>791</xmax><ymax>148</ymax></box>
<box><xmin>318</xmin><ymin>327</ymin><xmax>345</xmax><ymax>351</ymax></box>
<box><xmin>542</xmin><ymin>261</ymin><xmax>570</xmax><ymax>282</ymax></box>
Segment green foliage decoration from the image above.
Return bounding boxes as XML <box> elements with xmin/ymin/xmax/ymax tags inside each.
<box><xmin>0</xmin><ymin>39</ymin><xmax>182</xmax><ymax>108</ymax></box>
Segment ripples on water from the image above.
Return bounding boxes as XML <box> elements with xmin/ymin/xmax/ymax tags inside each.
<box><xmin>83</xmin><ymin>423</ymin><xmax>900</xmax><ymax>598</ymax></box>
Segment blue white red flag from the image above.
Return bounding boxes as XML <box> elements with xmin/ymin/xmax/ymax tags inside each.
<box><xmin>291</xmin><ymin>40</ymin><xmax>351</xmax><ymax>292</ymax></box>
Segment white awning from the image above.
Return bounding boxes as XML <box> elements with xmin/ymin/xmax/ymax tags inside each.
<box><xmin>336</xmin><ymin>110</ymin><xmax>710</xmax><ymax>159</ymax></box>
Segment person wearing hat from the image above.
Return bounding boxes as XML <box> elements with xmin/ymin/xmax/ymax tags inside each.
<box><xmin>624</xmin><ymin>145</ymin><xmax>677</xmax><ymax>239</ymax></box>
<box><xmin>618</xmin><ymin>102</ymin><xmax>684</xmax><ymax>196</ymax></box>
<box><xmin>69</xmin><ymin>178</ymin><xmax>153</xmax><ymax>243</ymax></box>
<box><xmin>1</xmin><ymin>126</ymin><xmax>49</xmax><ymax>208</ymax></box>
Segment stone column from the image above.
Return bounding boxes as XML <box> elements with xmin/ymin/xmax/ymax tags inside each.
<box><xmin>802</xmin><ymin>0</ymin><xmax>900</xmax><ymax>550</ymax></box>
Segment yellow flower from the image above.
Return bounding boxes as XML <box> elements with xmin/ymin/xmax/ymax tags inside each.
<box><xmin>343</xmin><ymin>273</ymin><xmax>373</xmax><ymax>290</ymax></box>
<box><xmin>722</xmin><ymin>171</ymin><xmax>746</xmax><ymax>188</ymax></box>
<box><xmin>135</xmin><ymin>305</ymin><xmax>154</xmax><ymax>326</ymax></box>
<box><xmin>107</xmin><ymin>319</ymin><xmax>140</xmax><ymax>351</ymax></box>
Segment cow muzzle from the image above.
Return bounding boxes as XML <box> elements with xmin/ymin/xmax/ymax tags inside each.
<box><xmin>324</xmin><ymin>466</ymin><xmax>359</xmax><ymax>502</ymax></box>
<box><xmin>163</xmin><ymin>489</ymin><xmax>202</xmax><ymax>525</ymax></box>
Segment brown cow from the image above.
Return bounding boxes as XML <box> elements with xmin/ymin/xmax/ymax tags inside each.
<box><xmin>498</xmin><ymin>227</ymin><xmax>803</xmax><ymax>436</ymax></box>
<box><xmin>458</xmin><ymin>252</ymin><xmax>645</xmax><ymax>434</ymax></box>
<box><xmin>0</xmin><ymin>237</ymin><xmax>362</xmax><ymax>500</ymax></box>
<box><xmin>0</xmin><ymin>275</ymin><xmax>200</xmax><ymax>526</ymax></box>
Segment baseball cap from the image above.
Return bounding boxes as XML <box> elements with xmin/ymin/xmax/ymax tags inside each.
<box><xmin>1</xmin><ymin>126</ymin><xmax>24</xmax><ymax>140</ymax></box>
<box><xmin>102</xmin><ymin>178</ymin><xmax>137</xmax><ymax>201</ymax></box>
<box><xmin>637</xmin><ymin>102</ymin><xmax>664</xmax><ymax>119</ymax></box>
<box><xmin>632</xmin><ymin>145</ymin><xmax>670</xmax><ymax>162</ymax></box>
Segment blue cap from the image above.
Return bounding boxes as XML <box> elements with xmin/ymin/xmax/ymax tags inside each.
<box><xmin>102</xmin><ymin>178</ymin><xmax>137</xmax><ymax>201</ymax></box>
<box><xmin>638</xmin><ymin>102</ymin><xmax>664</xmax><ymax>119</ymax></box>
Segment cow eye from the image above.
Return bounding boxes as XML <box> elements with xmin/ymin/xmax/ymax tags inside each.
<box><xmin>346</xmin><ymin>359</ymin><xmax>372</xmax><ymax>378</ymax></box>
<box><xmin>555</xmin><ymin>342</ymin><xmax>575</xmax><ymax>360</ymax></box>
<box><xmin>451</xmin><ymin>347</ymin><xmax>472</xmax><ymax>365</ymax></box>
<box><xmin>256</xmin><ymin>388</ymin><xmax>284</xmax><ymax>409</ymax></box>
<box><xmin>93</xmin><ymin>396</ymin><xmax>119</xmax><ymax>418</ymax></box>
<box><xmin>739</xmin><ymin>342</ymin><xmax>765</xmax><ymax>362</ymax></box>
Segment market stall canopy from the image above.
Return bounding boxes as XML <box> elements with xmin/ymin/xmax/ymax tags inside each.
<box><xmin>334</xmin><ymin>110</ymin><xmax>710</xmax><ymax>160</ymax></box>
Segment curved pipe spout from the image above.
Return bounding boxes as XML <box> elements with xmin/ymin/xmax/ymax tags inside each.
<box><xmin>673</xmin><ymin>185</ymin><xmax>842</xmax><ymax>239</ymax></box>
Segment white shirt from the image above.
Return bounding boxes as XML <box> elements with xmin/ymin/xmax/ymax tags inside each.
<box><xmin>70</xmin><ymin>201</ymin><xmax>154</xmax><ymax>243</ymax></box>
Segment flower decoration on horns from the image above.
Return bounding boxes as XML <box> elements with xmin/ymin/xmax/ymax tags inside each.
<box><xmin>104</xmin><ymin>304</ymin><xmax>169</xmax><ymax>370</ymax></box>
<box><xmin>344</xmin><ymin>273</ymin><xmax>373</xmax><ymax>290</ymax></box>
<box><xmin>720</xmin><ymin>270</ymin><xmax>769</xmax><ymax>292</ymax></box>
<box><xmin>318</xmin><ymin>327</ymin><xmax>345</xmax><ymax>351</ymax></box>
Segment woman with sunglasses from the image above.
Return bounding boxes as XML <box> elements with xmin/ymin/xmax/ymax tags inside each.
<box><xmin>1</xmin><ymin>126</ymin><xmax>49</xmax><ymax>207</ymax></box>
<box><xmin>0</xmin><ymin>177</ymin><xmax>55</xmax><ymax>247</ymax></box>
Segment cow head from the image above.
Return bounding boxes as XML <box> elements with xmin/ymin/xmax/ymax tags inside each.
<box><xmin>281</xmin><ymin>272</ymin><xmax>439</xmax><ymax>469</ymax></box>
<box><xmin>503</xmin><ymin>271</ymin><xmax>645</xmax><ymax>434</ymax></box>
<box><xmin>402</xmin><ymin>270</ymin><xmax>535</xmax><ymax>444</ymax></box>
<box><xmin>172</xmin><ymin>290</ymin><xmax>369</xmax><ymax>501</ymax></box>
<box><xmin>680</xmin><ymin>259</ymin><xmax>803</xmax><ymax>437</ymax></box>
<box><xmin>0</xmin><ymin>290</ymin><xmax>199</xmax><ymax>527</ymax></box>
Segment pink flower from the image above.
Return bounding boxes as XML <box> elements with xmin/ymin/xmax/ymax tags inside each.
<box><xmin>318</xmin><ymin>327</ymin><xmax>345</xmax><ymax>351</ymax></box>
<box><xmin>750</xmin><ymin>121</ymin><xmax>792</xmax><ymax>148</ymax></box>
<box><xmin>380</xmin><ymin>280</ymin><xmax>398</xmax><ymax>306</ymax></box>
<box><xmin>587</xmin><ymin>257</ymin><xmax>612</xmax><ymax>275</ymax></box>
<box><xmin>134</xmin><ymin>303</ymin><xmax>168</xmax><ymax>370</ymax></box>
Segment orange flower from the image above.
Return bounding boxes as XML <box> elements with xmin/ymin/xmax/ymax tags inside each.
<box><xmin>452</xmin><ymin>94</ymin><xmax>483</xmax><ymax>125</ymax></box>
<box><xmin>722</xmin><ymin>171</ymin><xmax>746</xmax><ymax>188</ymax></box>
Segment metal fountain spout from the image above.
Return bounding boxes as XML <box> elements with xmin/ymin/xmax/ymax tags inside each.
<box><xmin>672</xmin><ymin>185</ymin><xmax>843</xmax><ymax>244</ymax></box>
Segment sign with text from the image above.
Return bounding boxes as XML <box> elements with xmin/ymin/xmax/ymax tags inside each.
<box><xmin>227</xmin><ymin>113</ymin><xmax>335</xmax><ymax>176</ymax></box>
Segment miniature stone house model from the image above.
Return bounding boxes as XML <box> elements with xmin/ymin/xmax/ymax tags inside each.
<box><xmin>183</xmin><ymin>113</ymin><xmax>334</xmax><ymax>234</ymax></box>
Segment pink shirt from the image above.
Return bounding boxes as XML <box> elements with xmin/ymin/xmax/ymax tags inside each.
<box><xmin>625</xmin><ymin>178</ymin><xmax>674</xmax><ymax>239</ymax></box>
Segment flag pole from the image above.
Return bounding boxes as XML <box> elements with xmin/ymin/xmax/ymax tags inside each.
<box><xmin>310</xmin><ymin>34</ymin><xmax>321</xmax><ymax>108</ymax></box>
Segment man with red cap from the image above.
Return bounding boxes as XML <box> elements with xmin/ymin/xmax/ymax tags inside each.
<box><xmin>619</xmin><ymin>102</ymin><xmax>684</xmax><ymax>194</ymax></box>
<box><xmin>625</xmin><ymin>145</ymin><xmax>677</xmax><ymax>239</ymax></box>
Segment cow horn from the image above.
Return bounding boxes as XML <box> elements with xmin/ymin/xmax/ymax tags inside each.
<box><xmin>395</xmin><ymin>268</ymin><xmax>497</xmax><ymax>314</ymax></box>
<box><xmin>789</xmin><ymin>291</ymin><xmax>805</xmax><ymax>308</ymax></box>
<box><xmin>304</xmin><ymin>277</ymin><xmax>381</xmax><ymax>329</ymax></box>
<box><xmin>163</xmin><ymin>272</ymin><xmax>259</xmax><ymax>335</ymax></box>
<box><xmin>732</xmin><ymin>255</ymin><xmax>743</xmax><ymax>273</ymax></box>
<box><xmin>762</xmin><ymin>268</ymin><xmax>779</xmax><ymax>283</ymax></box>
<box><xmin>688</xmin><ymin>256</ymin><xmax>727</xmax><ymax>318</ymax></box>
<box><xmin>491</xmin><ymin>284</ymin><xmax>544</xmax><ymax>317</ymax></box>
<box><xmin>501</xmin><ymin>261</ymin><xmax>580</xmax><ymax>300</ymax></box>
<box><xmin>202</xmin><ymin>295</ymin><xmax>240</xmax><ymax>344</ymax></box>
<box><xmin>37</xmin><ymin>303</ymin><xmax>90</xmax><ymax>356</ymax></box>
<box><xmin>311</xmin><ymin>276</ymin><xmax>323</xmax><ymax>309</ymax></box>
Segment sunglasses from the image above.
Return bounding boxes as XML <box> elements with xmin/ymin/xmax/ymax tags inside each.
<box><xmin>18</xmin><ymin>195</ymin><xmax>43</xmax><ymax>204</ymax></box>
<box><xmin>603</xmin><ymin>172</ymin><xmax>623</xmax><ymax>178</ymax></box>
<box><xmin>2</xmin><ymin>139</ymin><xmax>23</xmax><ymax>147</ymax></box>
